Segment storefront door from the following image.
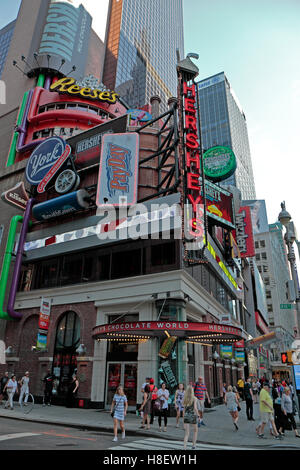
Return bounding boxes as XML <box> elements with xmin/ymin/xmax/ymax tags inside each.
<box><xmin>106</xmin><ymin>362</ymin><xmax>138</xmax><ymax>410</ymax></box>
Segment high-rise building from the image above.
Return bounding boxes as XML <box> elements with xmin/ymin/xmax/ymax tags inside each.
<box><xmin>197</xmin><ymin>72</ymin><xmax>256</xmax><ymax>200</ymax></box>
<box><xmin>102</xmin><ymin>0</ymin><xmax>184</xmax><ymax>109</ymax></box>
<box><xmin>0</xmin><ymin>20</ymin><xmax>16</xmax><ymax>78</ymax></box>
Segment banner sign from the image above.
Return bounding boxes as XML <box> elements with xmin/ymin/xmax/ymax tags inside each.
<box><xmin>37</xmin><ymin>298</ymin><xmax>51</xmax><ymax>350</ymax></box>
<box><xmin>235</xmin><ymin>349</ymin><xmax>245</xmax><ymax>363</ymax></box>
<box><xmin>233</xmin><ymin>206</ymin><xmax>255</xmax><ymax>257</ymax></box>
<box><xmin>1</xmin><ymin>182</ymin><xmax>29</xmax><ymax>211</ymax></box>
<box><xmin>96</xmin><ymin>133</ymin><xmax>139</xmax><ymax>207</ymax></box>
<box><xmin>220</xmin><ymin>344</ymin><xmax>233</xmax><ymax>359</ymax></box>
<box><xmin>38</xmin><ymin>298</ymin><xmax>51</xmax><ymax>331</ymax></box>
<box><xmin>25</xmin><ymin>136</ymin><xmax>66</xmax><ymax>185</ymax></box>
<box><xmin>203</xmin><ymin>146</ymin><xmax>237</xmax><ymax>182</ymax></box>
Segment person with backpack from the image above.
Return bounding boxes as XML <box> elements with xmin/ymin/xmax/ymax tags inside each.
<box><xmin>139</xmin><ymin>384</ymin><xmax>152</xmax><ymax>429</ymax></box>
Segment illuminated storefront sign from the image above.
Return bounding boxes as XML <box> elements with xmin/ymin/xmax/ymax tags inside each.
<box><xmin>36</xmin><ymin>298</ymin><xmax>51</xmax><ymax>351</ymax></box>
<box><xmin>50</xmin><ymin>77</ymin><xmax>118</xmax><ymax>104</ymax></box>
<box><xmin>233</xmin><ymin>206</ymin><xmax>255</xmax><ymax>257</ymax></box>
<box><xmin>96</xmin><ymin>133</ymin><xmax>139</xmax><ymax>207</ymax></box>
<box><xmin>182</xmin><ymin>81</ymin><xmax>204</xmax><ymax>240</ymax></box>
<box><xmin>220</xmin><ymin>344</ymin><xmax>233</xmax><ymax>359</ymax></box>
<box><xmin>203</xmin><ymin>146</ymin><xmax>237</xmax><ymax>182</ymax></box>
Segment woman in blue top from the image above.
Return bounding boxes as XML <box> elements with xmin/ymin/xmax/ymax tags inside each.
<box><xmin>110</xmin><ymin>385</ymin><xmax>128</xmax><ymax>442</ymax></box>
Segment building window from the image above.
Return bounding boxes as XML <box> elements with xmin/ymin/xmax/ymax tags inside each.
<box><xmin>267</xmin><ymin>304</ymin><xmax>273</xmax><ymax>313</ymax></box>
<box><xmin>260</xmin><ymin>240</ymin><xmax>266</xmax><ymax>248</ymax></box>
<box><xmin>261</xmin><ymin>252</ymin><xmax>267</xmax><ymax>260</ymax></box>
<box><xmin>266</xmin><ymin>290</ymin><xmax>272</xmax><ymax>299</ymax></box>
<box><xmin>255</xmin><ymin>241</ymin><xmax>259</xmax><ymax>249</ymax></box>
<box><xmin>255</xmin><ymin>253</ymin><xmax>260</xmax><ymax>261</ymax></box>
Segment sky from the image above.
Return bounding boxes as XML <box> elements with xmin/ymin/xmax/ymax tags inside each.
<box><xmin>1</xmin><ymin>0</ymin><xmax>300</xmax><ymax>245</ymax></box>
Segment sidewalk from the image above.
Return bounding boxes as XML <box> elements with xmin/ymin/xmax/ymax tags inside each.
<box><xmin>1</xmin><ymin>400</ymin><xmax>300</xmax><ymax>449</ymax></box>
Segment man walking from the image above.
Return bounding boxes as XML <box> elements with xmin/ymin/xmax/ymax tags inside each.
<box><xmin>18</xmin><ymin>371</ymin><xmax>30</xmax><ymax>406</ymax></box>
<box><xmin>0</xmin><ymin>371</ymin><xmax>9</xmax><ymax>405</ymax></box>
<box><xmin>244</xmin><ymin>377</ymin><xmax>255</xmax><ymax>421</ymax></box>
<box><xmin>43</xmin><ymin>369</ymin><xmax>54</xmax><ymax>406</ymax></box>
<box><xmin>256</xmin><ymin>382</ymin><xmax>282</xmax><ymax>440</ymax></box>
<box><xmin>194</xmin><ymin>376</ymin><xmax>211</xmax><ymax>427</ymax></box>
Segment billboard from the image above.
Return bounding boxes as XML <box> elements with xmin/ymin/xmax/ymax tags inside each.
<box><xmin>203</xmin><ymin>146</ymin><xmax>237</xmax><ymax>183</ymax></box>
<box><xmin>242</xmin><ymin>200</ymin><xmax>269</xmax><ymax>234</ymax></box>
<box><xmin>293</xmin><ymin>365</ymin><xmax>300</xmax><ymax>391</ymax></box>
<box><xmin>26</xmin><ymin>1</ymin><xmax>92</xmax><ymax>79</ymax></box>
<box><xmin>201</xmin><ymin>180</ymin><xmax>235</xmax><ymax>230</ymax></box>
<box><xmin>96</xmin><ymin>133</ymin><xmax>139</xmax><ymax>207</ymax></box>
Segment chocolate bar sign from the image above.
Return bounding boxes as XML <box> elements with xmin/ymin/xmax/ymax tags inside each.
<box><xmin>1</xmin><ymin>182</ymin><xmax>29</xmax><ymax>210</ymax></box>
<box><xmin>25</xmin><ymin>137</ymin><xmax>66</xmax><ymax>185</ymax></box>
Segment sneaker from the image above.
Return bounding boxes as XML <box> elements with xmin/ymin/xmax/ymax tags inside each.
<box><xmin>113</xmin><ymin>437</ymin><xmax>118</xmax><ymax>442</ymax></box>
<box><xmin>258</xmin><ymin>434</ymin><xmax>264</xmax><ymax>439</ymax></box>
<box><xmin>191</xmin><ymin>446</ymin><xmax>196</xmax><ymax>450</ymax></box>
<box><xmin>201</xmin><ymin>421</ymin><xmax>206</xmax><ymax>426</ymax></box>
<box><xmin>163</xmin><ymin>427</ymin><xmax>167</xmax><ymax>432</ymax></box>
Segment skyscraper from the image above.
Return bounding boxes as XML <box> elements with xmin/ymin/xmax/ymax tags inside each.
<box><xmin>0</xmin><ymin>20</ymin><xmax>16</xmax><ymax>78</ymax></box>
<box><xmin>197</xmin><ymin>72</ymin><xmax>256</xmax><ymax>200</ymax></box>
<box><xmin>102</xmin><ymin>0</ymin><xmax>184</xmax><ymax>109</ymax></box>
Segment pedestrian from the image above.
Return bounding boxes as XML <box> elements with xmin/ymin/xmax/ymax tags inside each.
<box><xmin>281</xmin><ymin>386</ymin><xmax>300</xmax><ymax>438</ymax></box>
<box><xmin>194</xmin><ymin>376</ymin><xmax>211</xmax><ymax>427</ymax></box>
<box><xmin>175</xmin><ymin>383</ymin><xmax>185</xmax><ymax>428</ymax></box>
<box><xmin>224</xmin><ymin>385</ymin><xmax>240</xmax><ymax>430</ymax></box>
<box><xmin>256</xmin><ymin>382</ymin><xmax>282</xmax><ymax>439</ymax></box>
<box><xmin>183</xmin><ymin>385</ymin><xmax>198</xmax><ymax>450</ymax></box>
<box><xmin>0</xmin><ymin>371</ymin><xmax>9</xmax><ymax>405</ymax></box>
<box><xmin>139</xmin><ymin>384</ymin><xmax>152</xmax><ymax>429</ymax></box>
<box><xmin>140</xmin><ymin>377</ymin><xmax>150</xmax><ymax>422</ymax></box>
<box><xmin>244</xmin><ymin>377</ymin><xmax>255</xmax><ymax>421</ymax></box>
<box><xmin>157</xmin><ymin>382</ymin><xmax>169</xmax><ymax>432</ymax></box>
<box><xmin>4</xmin><ymin>374</ymin><xmax>18</xmax><ymax>410</ymax></box>
<box><xmin>18</xmin><ymin>371</ymin><xmax>30</xmax><ymax>406</ymax></box>
<box><xmin>222</xmin><ymin>383</ymin><xmax>227</xmax><ymax>403</ymax></box>
<box><xmin>237</xmin><ymin>377</ymin><xmax>244</xmax><ymax>400</ymax></box>
<box><xmin>272</xmin><ymin>382</ymin><xmax>285</xmax><ymax>435</ymax></box>
<box><xmin>149</xmin><ymin>378</ymin><xmax>158</xmax><ymax>425</ymax></box>
<box><xmin>252</xmin><ymin>378</ymin><xmax>259</xmax><ymax>404</ymax></box>
<box><xmin>43</xmin><ymin>369</ymin><xmax>54</xmax><ymax>406</ymax></box>
<box><xmin>65</xmin><ymin>374</ymin><xmax>79</xmax><ymax>408</ymax></box>
<box><xmin>111</xmin><ymin>385</ymin><xmax>128</xmax><ymax>442</ymax></box>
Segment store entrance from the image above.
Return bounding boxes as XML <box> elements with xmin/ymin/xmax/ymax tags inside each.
<box><xmin>106</xmin><ymin>362</ymin><xmax>138</xmax><ymax>410</ymax></box>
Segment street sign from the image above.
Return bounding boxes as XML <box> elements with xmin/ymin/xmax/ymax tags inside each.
<box><xmin>280</xmin><ymin>304</ymin><xmax>292</xmax><ymax>309</ymax></box>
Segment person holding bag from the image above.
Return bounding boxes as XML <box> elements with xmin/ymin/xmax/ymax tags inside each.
<box><xmin>183</xmin><ymin>385</ymin><xmax>198</xmax><ymax>450</ymax></box>
<box><xmin>224</xmin><ymin>385</ymin><xmax>240</xmax><ymax>430</ymax></box>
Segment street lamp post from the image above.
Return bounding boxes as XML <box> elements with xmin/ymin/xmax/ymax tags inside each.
<box><xmin>278</xmin><ymin>201</ymin><xmax>300</xmax><ymax>339</ymax></box>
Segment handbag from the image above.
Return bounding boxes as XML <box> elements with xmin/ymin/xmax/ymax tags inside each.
<box><xmin>237</xmin><ymin>405</ymin><xmax>241</xmax><ymax>412</ymax></box>
<box><xmin>153</xmin><ymin>398</ymin><xmax>161</xmax><ymax>412</ymax></box>
<box><xmin>184</xmin><ymin>404</ymin><xmax>197</xmax><ymax>424</ymax></box>
<box><xmin>111</xmin><ymin>405</ymin><xmax>115</xmax><ymax>418</ymax></box>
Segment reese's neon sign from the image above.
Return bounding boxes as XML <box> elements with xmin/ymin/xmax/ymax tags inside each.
<box><xmin>50</xmin><ymin>77</ymin><xmax>119</xmax><ymax>104</ymax></box>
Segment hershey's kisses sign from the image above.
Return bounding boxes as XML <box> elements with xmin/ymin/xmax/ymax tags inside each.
<box><xmin>25</xmin><ymin>137</ymin><xmax>66</xmax><ymax>185</ymax></box>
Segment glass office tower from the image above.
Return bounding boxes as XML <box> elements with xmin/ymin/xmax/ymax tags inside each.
<box><xmin>103</xmin><ymin>0</ymin><xmax>184</xmax><ymax>110</ymax></box>
<box><xmin>197</xmin><ymin>72</ymin><xmax>256</xmax><ymax>200</ymax></box>
<box><xmin>0</xmin><ymin>20</ymin><xmax>16</xmax><ymax>78</ymax></box>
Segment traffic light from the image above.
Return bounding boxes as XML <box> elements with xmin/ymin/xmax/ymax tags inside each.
<box><xmin>281</xmin><ymin>352</ymin><xmax>288</xmax><ymax>364</ymax></box>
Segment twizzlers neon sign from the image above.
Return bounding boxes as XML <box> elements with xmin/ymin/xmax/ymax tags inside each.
<box><xmin>183</xmin><ymin>82</ymin><xmax>204</xmax><ymax>239</ymax></box>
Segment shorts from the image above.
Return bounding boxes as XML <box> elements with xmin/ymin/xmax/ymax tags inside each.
<box><xmin>197</xmin><ymin>399</ymin><xmax>205</xmax><ymax>412</ymax></box>
<box><xmin>260</xmin><ymin>411</ymin><xmax>274</xmax><ymax>423</ymax></box>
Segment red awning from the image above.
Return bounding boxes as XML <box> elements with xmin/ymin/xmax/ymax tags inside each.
<box><xmin>92</xmin><ymin>320</ymin><xmax>248</xmax><ymax>345</ymax></box>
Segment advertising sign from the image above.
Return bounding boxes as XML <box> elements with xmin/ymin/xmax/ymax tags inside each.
<box><xmin>38</xmin><ymin>298</ymin><xmax>51</xmax><ymax>331</ymax></box>
<box><xmin>161</xmin><ymin>360</ymin><xmax>177</xmax><ymax>388</ymax></box>
<box><xmin>235</xmin><ymin>349</ymin><xmax>245</xmax><ymax>363</ymax></box>
<box><xmin>26</xmin><ymin>1</ymin><xmax>92</xmax><ymax>80</ymax></box>
<box><xmin>1</xmin><ymin>182</ymin><xmax>29</xmax><ymax>211</ymax></box>
<box><xmin>293</xmin><ymin>365</ymin><xmax>300</xmax><ymax>391</ymax></box>
<box><xmin>32</xmin><ymin>189</ymin><xmax>89</xmax><ymax>221</ymax></box>
<box><xmin>25</xmin><ymin>137</ymin><xmax>66</xmax><ymax>185</ymax></box>
<box><xmin>243</xmin><ymin>200</ymin><xmax>269</xmax><ymax>234</ymax></box>
<box><xmin>203</xmin><ymin>146</ymin><xmax>237</xmax><ymax>182</ymax></box>
<box><xmin>220</xmin><ymin>345</ymin><xmax>233</xmax><ymax>359</ymax></box>
<box><xmin>158</xmin><ymin>337</ymin><xmax>177</xmax><ymax>359</ymax></box>
<box><xmin>200</xmin><ymin>180</ymin><xmax>235</xmax><ymax>230</ymax></box>
<box><xmin>96</xmin><ymin>133</ymin><xmax>139</xmax><ymax>207</ymax></box>
<box><xmin>233</xmin><ymin>206</ymin><xmax>255</xmax><ymax>257</ymax></box>
<box><xmin>37</xmin><ymin>333</ymin><xmax>48</xmax><ymax>350</ymax></box>
<box><xmin>50</xmin><ymin>77</ymin><xmax>118</xmax><ymax>104</ymax></box>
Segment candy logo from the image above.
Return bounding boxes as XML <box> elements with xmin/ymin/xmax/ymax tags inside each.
<box><xmin>106</xmin><ymin>143</ymin><xmax>132</xmax><ymax>197</ymax></box>
<box><xmin>25</xmin><ymin>137</ymin><xmax>66</xmax><ymax>185</ymax></box>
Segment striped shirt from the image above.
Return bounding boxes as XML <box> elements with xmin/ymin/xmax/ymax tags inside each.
<box><xmin>194</xmin><ymin>382</ymin><xmax>207</xmax><ymax>400</ymax></box>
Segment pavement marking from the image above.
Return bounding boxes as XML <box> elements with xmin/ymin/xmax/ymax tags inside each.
<box><xmin>0</xmin><ymin>433</ymin><xmax>41</xmax><ymax>442</ymax></box>
<box><xmin>109</xmin><ymin>437</ymin><xmax>258</xmax><ymax>451</ymax></box>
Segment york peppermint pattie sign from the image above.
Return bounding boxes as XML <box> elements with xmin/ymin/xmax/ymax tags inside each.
<box><xmin>25</xmin><ymin>137</ymin><xmax>66</xmax><ymax>186</ymax></box>
<box><xmin>96</xmin><ymin>133</ymin><xmax>139</xmax><ymax>207</ymax></box>
<box><xmin>203</xmin><ymin>146</ymin><xmax>237</xmax><ymax>182</ymax></box>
